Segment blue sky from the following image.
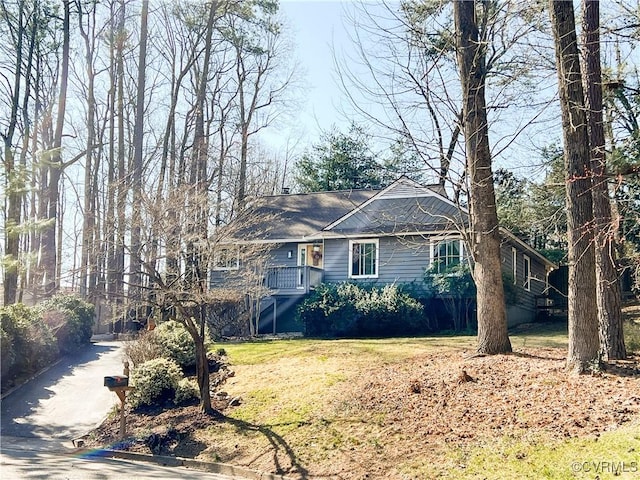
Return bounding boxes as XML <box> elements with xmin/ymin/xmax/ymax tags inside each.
<box><xmin>270</xmin><ymin>1</ymin><xmax>557</xmax><ymax>172</ymax></box>
<box><xmin>269</xmin><ymin>0</ymin><xmax>568</xmax><ymax>181</ymax></box>
<box><xmin>275</xmin><ymin>0</ymin><xmax>354</xmax><ymax>148</ymax></box>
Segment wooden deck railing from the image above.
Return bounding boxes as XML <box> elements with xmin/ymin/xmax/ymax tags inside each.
<box><xmin>264</xmin><ymin>266</ymin><xmax>323</xmax><ymax>294</ymax></box>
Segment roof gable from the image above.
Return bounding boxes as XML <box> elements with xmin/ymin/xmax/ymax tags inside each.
<box><xmin>324</xmin><ymin>177</ymin><xmax>466</xmax><ymax>235</ymax></box>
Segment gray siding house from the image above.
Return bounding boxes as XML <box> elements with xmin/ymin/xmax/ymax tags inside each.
<box><xmin>210</xmin><ymin>177</ymin><xmax>557</xmax><ymax>333</ymax></box>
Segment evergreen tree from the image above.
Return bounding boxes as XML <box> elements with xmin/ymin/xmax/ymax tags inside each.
<box><xmin>294</xmin><ymin>123</ymin><xmax>382</xmax><ymax>192</ymax></box>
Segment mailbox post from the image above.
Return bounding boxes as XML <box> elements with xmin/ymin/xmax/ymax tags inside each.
<box><xmin>104</xmin><ymin>363</ymin><xmax>134</xmax><ymax>439</ymax></box>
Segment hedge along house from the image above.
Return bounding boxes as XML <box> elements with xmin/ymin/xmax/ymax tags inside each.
<box><xmin>210</xmin><ymin>177</ymin><xmax>557</xmax><ymax>334</ymax></box>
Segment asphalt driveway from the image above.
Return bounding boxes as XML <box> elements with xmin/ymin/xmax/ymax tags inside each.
<box><xmin>0</xmin><ymin>340</ymin><xmax>257</xmax><ymax>479</ymax></box>
<box><xmin>1</xmin><ymin>341</ymin><xmax>126</xmax><ymax>446</ymax></box>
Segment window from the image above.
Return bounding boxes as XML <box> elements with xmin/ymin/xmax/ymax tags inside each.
<box><xmin>432</xmin><ymin>239</ymin><xmax>463</xmax><ymax>273</ymax></box>
<box><xmin>523</xmin><ymin>255</ymin><xmax>531</xmax><ymax>291</ymax></box>
<box><xmin>214</xmin><ymin>246</ymin><xmax>239</xmax><ymax>271</ymax></box>
<box><xmin>512</xmin><ymin>247</ymin><xmax>517</xmax><ymax>284</ymax></box>
<box><xmin>349</xmin><ymin>239</ymin><xmax>378</xmax><ymax>278</ymax></box>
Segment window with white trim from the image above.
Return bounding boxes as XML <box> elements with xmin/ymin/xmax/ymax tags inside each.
<box><xmin>512</xmin><ymin>247</ymin><xmax>517</xmax><ymax>284</ymax></box>
<box><xmin>523</xmin><ymin>255</ymin><xmax>531</xmax><ymax>291</ymax></box>
<box><xmin>432</xmin><ymin>239</ymin><xmax>463</xmax><ymax>273</ymax></box>
<box><xmin>349</xmin><ymin>239</ymin><xmax>378</xmax><ymax>278</ymax></box>
<box><xmin>214</xmin><ymin>246</ymin><xmax>239</xmax><ymax>271</ymax></box>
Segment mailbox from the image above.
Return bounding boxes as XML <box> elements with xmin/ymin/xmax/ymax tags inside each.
<box><xmin>104</xmin><ymin>375</ymin><xmax>129</xmax><ymax>388</ymax></box>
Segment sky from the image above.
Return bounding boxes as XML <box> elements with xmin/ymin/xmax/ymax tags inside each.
<box><xmin>264</xmin><ymin>0</ymin><xmax>355</xmax><ymax>152</ymax></box>
<box><xmin>251</xmin><ymin>0</ymin><xmax>639</xmax><ymax>183</ymax></box>
<box><xmin>264</xmin><ymin>0</ymin><xmax>563</xmax><ymax>181</ymax></box>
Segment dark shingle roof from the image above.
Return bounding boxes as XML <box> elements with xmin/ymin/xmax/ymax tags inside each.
<box><xmin>242</xmin><ymin>189</ymin><xmax>377</xmax><ymax>240</ymax></box>
<box><xmin>236</xmin><ymin>177</ymin><xmax>467</xmax><ymax>241</ymax></box>
<box><xmin>325</xmin><ymin>195</ymin><xmax>465</xmax><ymax>235</ymax></box>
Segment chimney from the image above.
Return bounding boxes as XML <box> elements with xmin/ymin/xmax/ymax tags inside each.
<box><xmin>281</xmin><ymin>187</ymin><xmax>290</xmax><ymax>194</ymax></box>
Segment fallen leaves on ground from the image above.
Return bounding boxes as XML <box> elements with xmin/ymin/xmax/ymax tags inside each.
<box><xmin>88</xmin><ymin>347</ymin><xmax>640</xmax><ymax>479</ymax></box>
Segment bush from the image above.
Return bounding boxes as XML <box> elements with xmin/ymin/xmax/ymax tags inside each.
<box><xmin>174</xmin><ymin>377</ymin><xmax>200</xmax><ymax>405</ymax></box>
<box><xmin>298</xmin><ymin>283</ymin><xmax>424</xmax><ymax>337</ymax></box>
<box><xmin>297</xmin><ymin>283</ymin><xmax>357</xmax><ymax>336</ymax></box>
<box><xmin>155</xmin><ymin>320</ymin><xmax>196</xmax><ymax>369</ymax></box>
<box><xmin>123</xmin><ymin>330</ymin><xmax>164</xmax><ymax>367</ymax></box>
<box><xmin>0</xmin><ymin>303</ymin><xmax>58</xmax><ymax>389</ymax></box>
<box><xmin>625</xmin><ymin>319</ymin><xmax>640</xmax><ymax>353</ymax></box>
<box><xmin>424</xmin><ymin>263</ymin><xmax>476</xmax><ymax>331</ymax></box>
<box><xmin>355</xmin><ymin>284</ymin><xmax>424</xmax><ymax>336</ymax></box>
<box><xmin>40</xmin><ymin>294</ymin><xmax>95</xmax><ymax>354</ymax></box>
<box><xmin>205</xmin><ymin>290</ymin><xmax>248</xmax><ymax>338</ymax></box>
<box><xmin>129</xmin><ymin>357</ymin><xmax>183</xmax><ymax>409</ymax></box>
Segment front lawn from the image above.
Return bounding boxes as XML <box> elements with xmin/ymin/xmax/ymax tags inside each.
<box><xmin>90</xmin><ymin>320</ymin><xmax>640</xmax><ymax>479</ymax></box>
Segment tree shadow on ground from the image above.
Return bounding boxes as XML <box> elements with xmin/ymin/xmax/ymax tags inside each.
<box><xmin>219</xmin><ymin>413</ymin><xmax>310</xmax><ymax>479</ymax></box>
<box><xmin>603</xmin><ymin>354</ymin><xmax>640</xmax><ymax>378</ymax></box>
<box><xmin>1</xmin><ymin>343</ymin><xmax>120</xmax><ymax>439</ymax></box>
<box><xmin>510</xmin><ymin>351</ymin><xmax>640</xmax><ymax>378</ymax></box>
<box><xmin>509</xmin><ymin>350</ymin><xmax>566</xmax><ymax>361</ymax></box>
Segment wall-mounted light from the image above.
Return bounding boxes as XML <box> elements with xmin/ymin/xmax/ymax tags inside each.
<box><xmin>287</xmin><ymin>250</ymin><xmax>293</xmax><ymax>259</ymax></box>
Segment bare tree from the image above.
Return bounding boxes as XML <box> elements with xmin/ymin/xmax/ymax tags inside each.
<box><xmin>127</xmin><ymin>0</ymin><xmax>149</xmax><ymax>322</ymax></box>
<box><xmin>549</xmin><ymin>0</ymin><xmax>600</xmax><ymax>373</ymax></box>
<box><xmin>454</xmin><ymin>0</ymin><xmax>511</xmax><ymax>354</ymax></box>
<box><xmin>103</xmin><ymin>0</ymin><xmax>129</xmax><ymax>329</ymax></box>
<box><xmin>37</xmin><ymin>0</ymin><xmax>71</xmax><ymax>297</ymax></box>
<box><xmin>77</xmin><ymin>0</ymin><xmax>101</xmax><ymax>302</ymax></box>
<box><xmin>582</xmin><ymin>0</ymin><xmax>626</xmax><ymax>361</ymax></box>
<box><xmin>229</xmin><ymin>5</ymin><xmax>297</xmax><ymax>209</ymax></box>
<box><xmin>134</xmin><ymin>187</ymin><xmax>274</xmax><ymax>412</ymax></box>
<box><xmin>1</xmin><ymin>0</ymin><xmax>30</xmax><ymax>304</ymax></box>
<box><xmin>337</xmin><ymin>1</ymin><xmax>553</xmax><ymax>195</ymax></box>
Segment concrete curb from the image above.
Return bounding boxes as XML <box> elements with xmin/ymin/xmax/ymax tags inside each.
<box><xmin>70</xmin><ymin>447</ymin><xmax>296</xmax><ymax>480</ymax></box>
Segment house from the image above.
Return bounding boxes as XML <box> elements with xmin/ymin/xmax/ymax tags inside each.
<box><xmin>210</xmin><ymin>177</ymin><xmax>557</xmax><ymax>334</ymax></box>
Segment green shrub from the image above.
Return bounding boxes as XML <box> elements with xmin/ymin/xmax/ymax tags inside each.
<box><xmin>424</xmin><ymin>263</ymin><xmax>476</xmax><ymax>331</ymax></box>
<box><xmin>155</xmin><ymin>320</ymin><xmax>196</xmax><ymax>369</ymax></box>
<box><xmin>129</xmin><ymin>357</ymin><xmax>183</xmax><ymax>409</ymax></box>
<box><xmin>625</xmin><ymin>319</ymin><xmax>640</xmax><ymax>353</ymax></box>
<box><xmin>0</xmin><ymin>303</ymin><xmax>58</xmax><ymax>388</ymax></box>
<box><xmin>40</xmin><ymin>294</ymin><xmax>95</xmax><ymax>354</ymax></box>
<box><xmin>355</xmin><ymin>284</ymin><xmax>424</xmax><ymax>336</ymax></box>
<box><xmin>297</xmin><ymin>283</ymin><xmax>357</xmax><ymax>336</ymax></box>
<box><xmin>174</xmin><ymin>377</ymin><xmax>200</xmax><ymax>405</ymax></box>
<box><xmin>298</xmin><ymin>283</ymin><xmax>424</xmax><ymax>337</ymax></box>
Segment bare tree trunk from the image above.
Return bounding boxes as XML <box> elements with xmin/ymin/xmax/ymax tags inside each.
<box><xmin>105</xmin><ymin>0</ymin><xmax>123</xmax><ymax>330</ymax></box>
<box><xmin>188</xmin><ymin>0</ymin><xmax>218</xmax><ymax>413</ymax></box>
<box><xmin>19</xmin><ymin>6</ymin><xmax>38</xmax><ymax>301</ymax></box>
<box><xmin>79</xmin><ymin>1</ymin><xmax>98</xmax><ymax>302</ymax></box>
<box><xmin>175</xmin><ymin>305</ymin><xmax>213</xmax><ymax>414</ymax></box>
<box><xmin>549</xmin><ymin>0</ymin><xmax>600</xmax><ymax>373</ymax></box>
<box><xmin>129</xmin><ymin>0</ymin><xmax>149</xmax><ymax>323</ymax></box>
<box><xmin>27</xmin><ymin>32</ymin><xmax>44</xmax><ymax>296</ymax></box>
<box><xmin>582</xmin><ymin>0</ymin><xmax>626</xmax><ymax>361</ymax></box>
<box><xmin>2</xmin><ymin>1</ymin><xmax>24</xmax><ymax>305</ymax></box>
<box><xmin>115</xmin><ymin>0</ymin><xmax>127</xmax><ymax>326</ymax></box>
<box><xmin>454</xmin><ymin>0</ymin><xmax>511</xmax><ymax>355</ymax></box>
<box><xmin>40</xmin><ymin>0</ymin><xmax>71</xmax><ymax>297</ymax></box>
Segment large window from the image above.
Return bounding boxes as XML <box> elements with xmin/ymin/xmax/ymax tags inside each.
<box><xmin>349</xmin><ymin>239</ymin><xmax>378</xmax><ymax>278</ymax></box>
<box><xmin>432</xmin><ymin>239</ymin><xmax>463</xmax><ymax>273</ymax></box>
<box><xmin>213</xmin><ymin>246</ymin><xmax>239</xmax><ymax>271</ymax></box>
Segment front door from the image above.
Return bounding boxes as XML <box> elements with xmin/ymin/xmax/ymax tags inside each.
<box><xmin>297</xmin><ymin>244</ymin><xmax>323</xmax><ymax>288</ymax></box>
<box><xmin>298</xmin><ymin>244</ymin><xmax>323</xmax><ymax>268</ymax></box>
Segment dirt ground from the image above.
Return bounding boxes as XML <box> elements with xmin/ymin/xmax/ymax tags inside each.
<box><xmin>88</xmin><ymin>344</ymin><xmax>640</xmax><ymax>479</ymax></box>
